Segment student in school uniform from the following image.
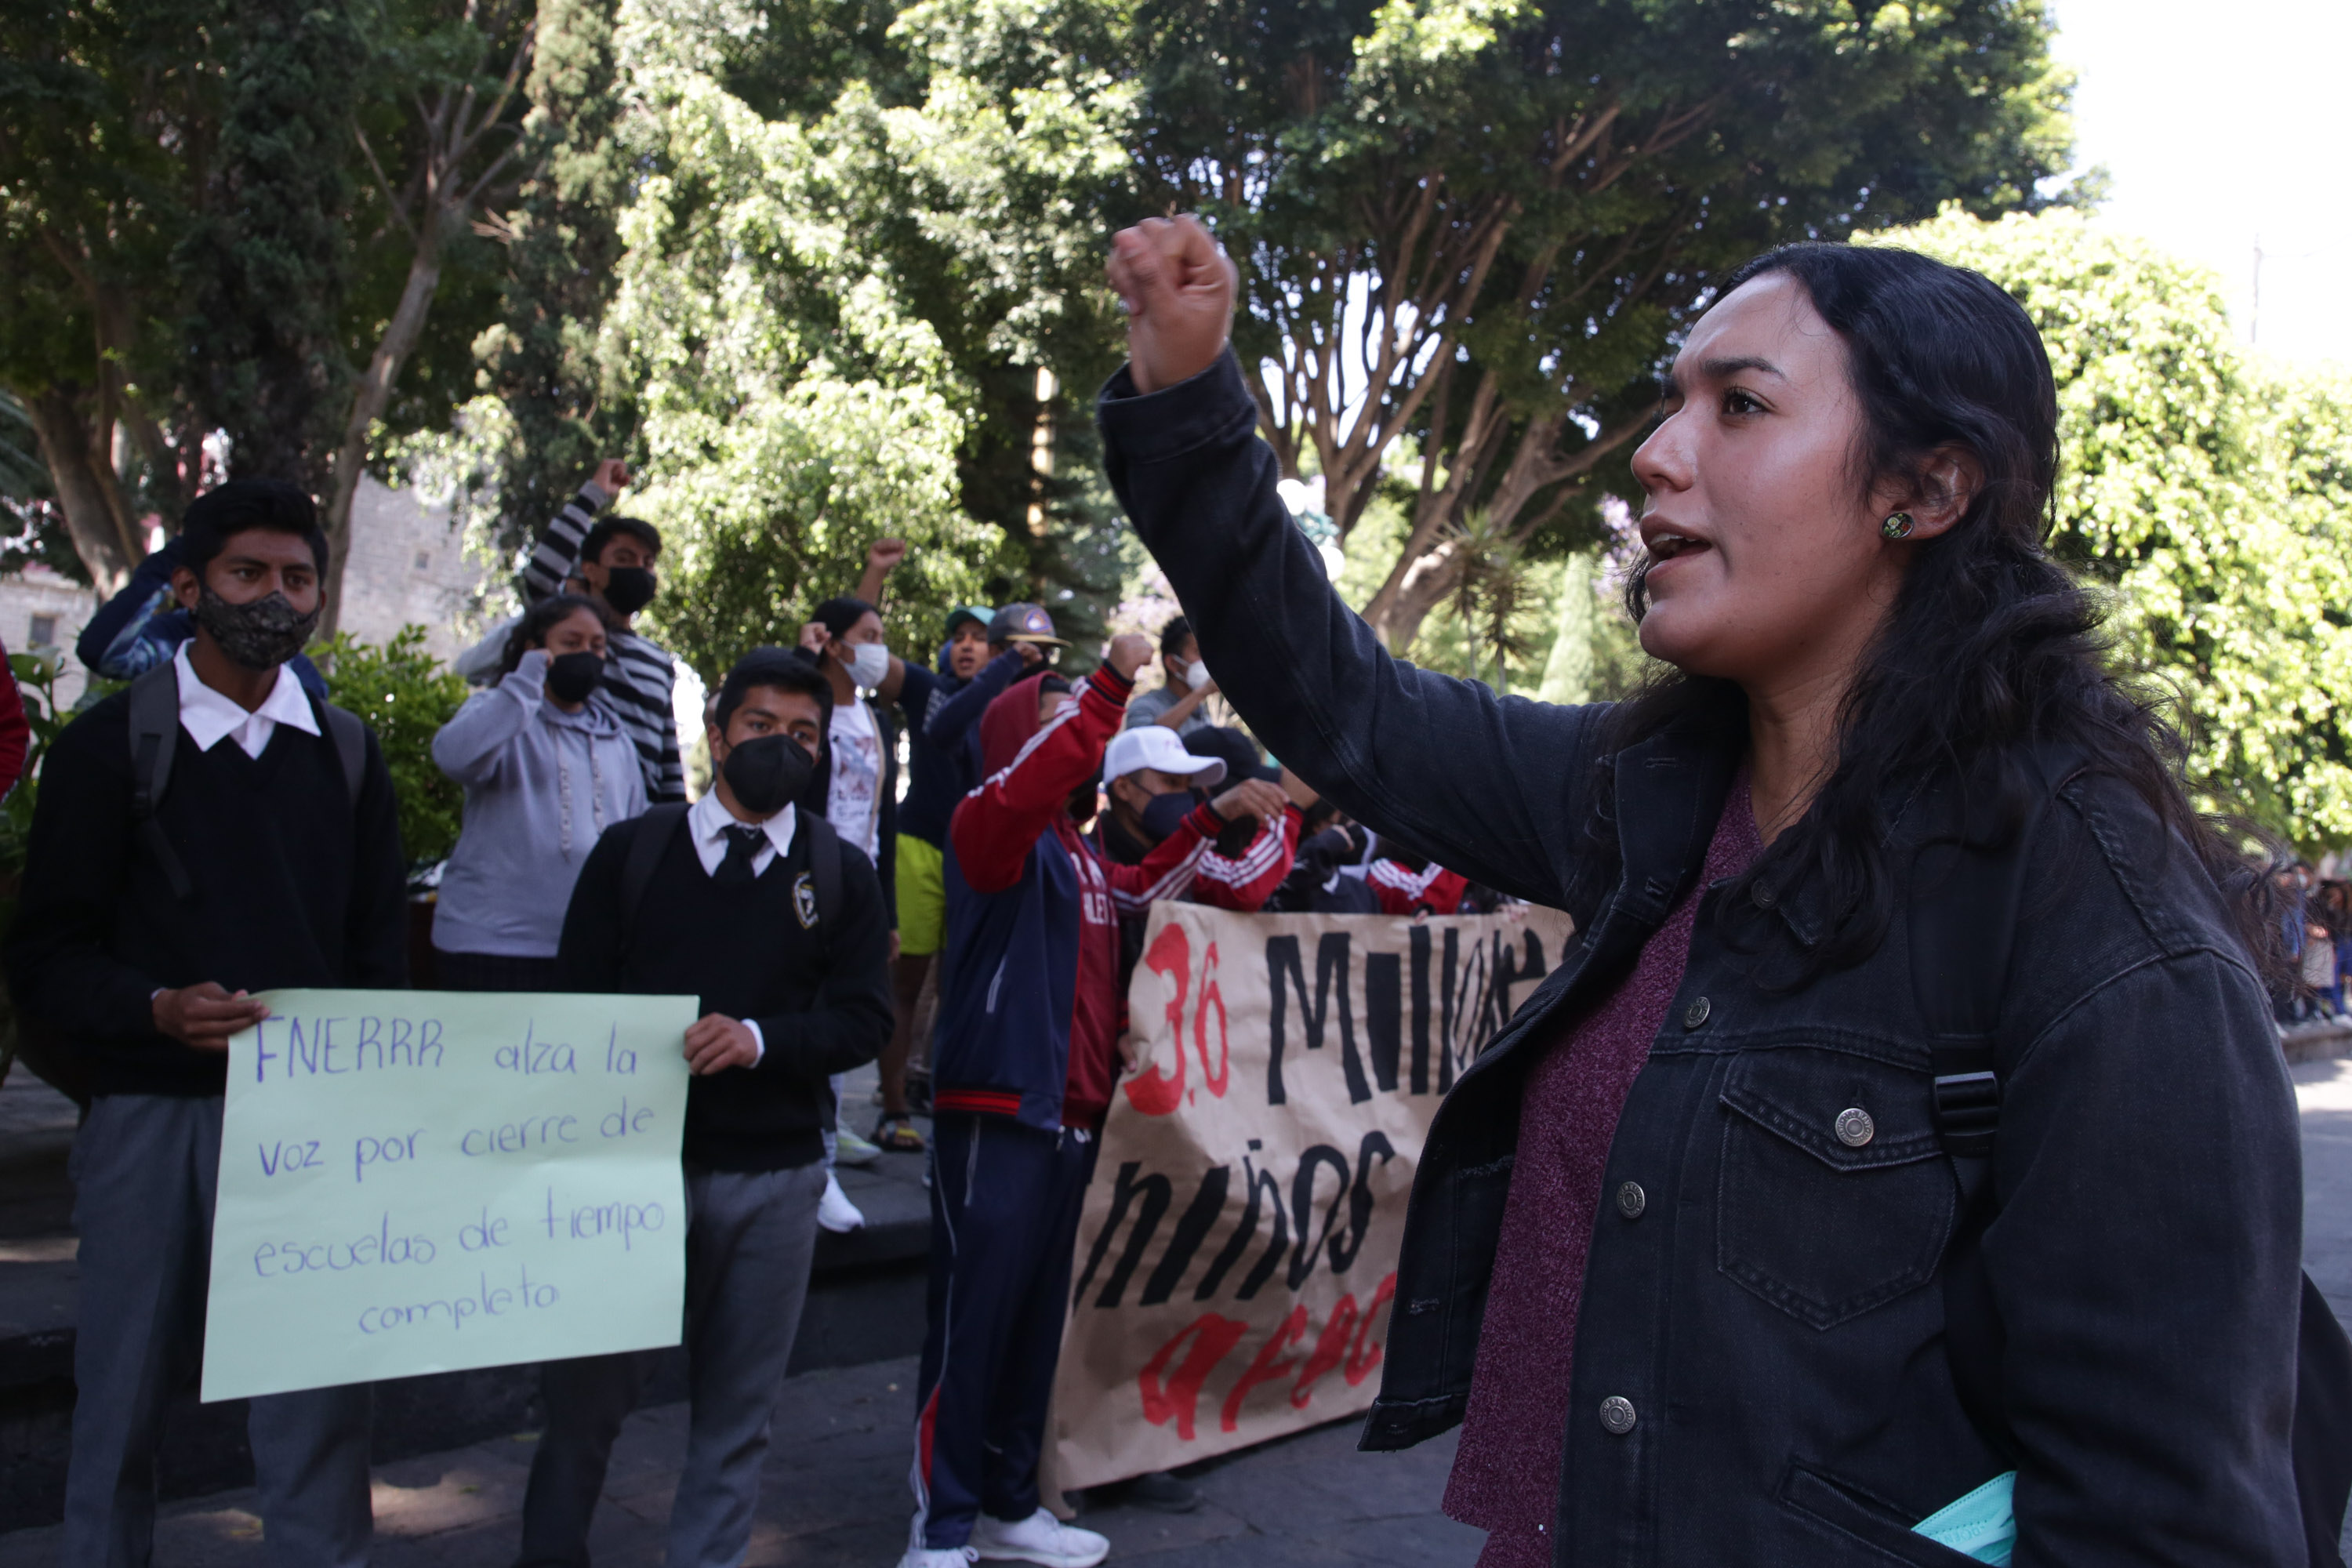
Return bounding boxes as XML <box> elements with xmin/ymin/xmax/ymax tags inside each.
<box><xmin>6</xmin><ymin>480</ymin><xmax>408</xmax><ymax>1568</ymax></box>
<box><xmin>518</xmin><ymin>646</ymin><xmax>894</xmax><ymax>1568</ymax></box>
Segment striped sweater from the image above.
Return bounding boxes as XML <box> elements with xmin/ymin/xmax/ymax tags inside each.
<box><xmin>520</xmin><ymin>482</ymin><xmax>686</xmax><ymax>804</ymax></box>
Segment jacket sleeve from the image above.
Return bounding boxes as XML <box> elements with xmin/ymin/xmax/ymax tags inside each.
<box><xmin>750</xmin><ymin>838</ymin><xmax>895</xmax><ymax>1079</ymax></box>
<box><xmin>1098</xmin><ymin>799</ymin><xmax>1225</xmax><ymax>916</ymax></box>
<box><xmin>950</xmin><ymin>664</ymin><xmax>1131</xmax><ymax>894</ymax></box>
<box><xmin>430</xmin><ymin>657</ymin><xmax>545</xmax><ymax>786</ymax></box>
<box><xmin>1189</xmin><ymin>804</ymin><xmax>1302</xmax><ymax>913</ymax></box>
<box><xmin>925</xmin><ymin>648</ymin><xmax>1026</xmax><ymax>750</ymax></box>
<box><xmin>2</xmin><ymin>710</ymin><xmax>161</xmax><ymax>1040</ymax></box>
<box><xmin>343</xmin><ymin>728</ymin><xmax>411</xmax><ymax>987</ymax></box>
<box><xmin>1990</xmin><ymin>949</ymin><xmax>2305</xmax><ymax>1565</ymax></box>
<box><xmin>77</xmin><ymin>539</ymin><xmax>182</xmax><ymax>677</ymax></box>
<box><xmin>517</xmin><ymin>481</ymin><xmax>607</xmax><ymax>604</ymax></box>
<box><xmin>1099</xmin><ymin>350</ymin><xmax>1610</xmax><ymax>909</ymax></box>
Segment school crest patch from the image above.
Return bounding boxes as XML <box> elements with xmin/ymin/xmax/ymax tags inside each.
<box><xmin>793</xmin><ymin>872</ymin><xmax>819</xmax><ymax>930</ymax></box>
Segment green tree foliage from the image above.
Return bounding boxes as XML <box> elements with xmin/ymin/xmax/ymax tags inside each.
<box><xmin>318</xmin><ymin>626</ymin><xmax>470</xmax><ymax>873</ymax></box>
<box><xmin>468</xmin><ymin>0</ymin><xmax>634</xmax><ymax>545</ymax></box>
<box><xmin>1883</xmin><ymin>208</ymin><xmax>2352</xmax><ymax>846</ymax></box>
<box><xmin>0</xmin><ymin>0</ymin><xmax>530</xmax><ymax>617</ymax></box>
<box><xmin>176</xmin><ymin>0</ymin><xmax>367</xmax><ymax>492</ymax></box>
<box><xmin>892</xmin><ymin>0</ymin><xmax>2076</xmax><ymax>652</ymax></box>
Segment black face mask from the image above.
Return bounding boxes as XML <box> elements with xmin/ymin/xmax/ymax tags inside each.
<box><xmin>720</xmin><ymin>733</ymin><xmax>815</xmax><ymax>817</ymax></box>
<box><xmin>1138</xmin><ymin>789</ymin><xmax>1203</xmax><ymax>846</ymax></box>
<box><xmin>545</xmin><ymin>651</ymin><xmax>604</xmax><ymax>705</ymax></box>
<box><xmin>601</xmin><ymin>566</ymin><xmax>657</xmax><ymax>615</ymax></box>
<box><xmin>194</xmin><ymin>586</ymin><xmax>321</xmax><ymax>671</ymax></box>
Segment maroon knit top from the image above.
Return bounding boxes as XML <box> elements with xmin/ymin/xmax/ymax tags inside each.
<box><xmin>1443</xmin><ymin>774</ymin><xmax>1759</xmax><ymax>1566</ymax></box>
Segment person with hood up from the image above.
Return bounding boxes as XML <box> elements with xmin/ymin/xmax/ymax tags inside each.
<box><xmin>900</xmin><ymin>640</ymin><xmax>1237</xmax><ymax>1568</ymax></box>
<box><xmin>891</xmin><ymin>604</ymin><xmax>1058</xmax><ymax>1122</ymax></box>
<box><xmin>430</xmin><ymin>593</ymin><xmax>648</xmax><ymax>990</ymax></box>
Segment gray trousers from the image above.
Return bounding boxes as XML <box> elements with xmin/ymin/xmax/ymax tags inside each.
<box><xmin>66</xmin><ymin>1093</ymin><xmax>374</xmax><ymax>1568</ymax></box>
<box><xmin>517</xmin><ymin>1161</ymin><xmax>826</xmax><ymax>1568</ymax></box>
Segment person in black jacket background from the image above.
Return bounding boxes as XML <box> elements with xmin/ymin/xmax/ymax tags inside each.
<box><xmin>518</xmin><ymin>647</ymin><xmax>892</xmax><ymax>1568</ymax></box>
<box><xmin>6</xmin><ymin>481</ymin><xmax>407</xmax><ymax>1568</ymax></box>
<box><xmin>1101</xmin><ymin>217</ymin><xmax>2328</xmax><ymax>1565</ymax></box>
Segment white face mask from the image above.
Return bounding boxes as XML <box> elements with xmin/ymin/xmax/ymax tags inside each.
<box><xmin>844</xmin><ymin>642</ymin><xmax>890</xmax><ymax>689</ymax></box>
<box><xmin>1183</xmin><ymin>659</ymin><xmax>1212</xmax><ymax>691</ymax></box>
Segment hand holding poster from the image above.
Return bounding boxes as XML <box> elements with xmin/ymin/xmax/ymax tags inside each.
<box><xmin>1047</xmin><ymin>902</ymin><xmax>1573</xmax><ymax>1490</ymax></box>
<box><xmin>201</xmin><ymin>989</ymin><xmax>696</xmax><ymax>1403</ymax></box>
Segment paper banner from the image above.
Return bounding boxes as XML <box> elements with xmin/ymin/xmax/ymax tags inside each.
<box><xmin>201</xmin><ymin>989</ymin><xmax>697</xmax><ymax>1402</ymax></box>
<box><xmin>1047</xmin><ymin>902</ymin><xmax>1573</xmax><ymax>1489</ymax></box>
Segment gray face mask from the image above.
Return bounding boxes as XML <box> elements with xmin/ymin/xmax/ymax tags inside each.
<box><xmin>193</xmin><ymin>585</ymin><xmax>321</xmax><ymax>670</ymax></box>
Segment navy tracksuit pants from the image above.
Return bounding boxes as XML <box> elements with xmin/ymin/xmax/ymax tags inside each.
<box><xmin>911</xmin><ymin>1112</ymin><xmax>1098</xmax><ymax>1550</ymax></box>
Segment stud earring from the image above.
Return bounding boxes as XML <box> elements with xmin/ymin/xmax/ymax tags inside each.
<box><xmin>1881</xmin><ymin>512</ymin><xmax>1915</xmax><ymax>541</ymax></box>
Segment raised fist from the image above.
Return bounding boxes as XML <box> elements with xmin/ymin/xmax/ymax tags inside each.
<box><xmin>1106</xmin><ymin>632</ymin><xmax>1154</xmax><ymax>681</ymax></box>
<box><xmin>1106</xmin><ymin>216</ymin><xmax>1237</xmax><ymax>394</ymax></box>
<box><xmin>866</xmin><ymin>538</ymin><xmax>908</xmax><ymax>574</ymax></box>
<box><xmin>593</xmin><ymin>458</ymin><xmax>631</xmax><ymax>493</ymax></box>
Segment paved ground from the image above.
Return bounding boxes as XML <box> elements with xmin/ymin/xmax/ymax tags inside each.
<box><xmin>0</xmin><ymin>1353</ymin><xmax>1472</xmax><ymax>1567</ymax></box>
<box><xmin>2</xmin><ymin>1056</ymin><xmax>2347</xmax><ymax>1566</ymax></box>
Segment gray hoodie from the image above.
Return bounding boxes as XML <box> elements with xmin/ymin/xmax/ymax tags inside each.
<box><xmin>430</xmin><ymin>650</ymin><xmax>648</xmax><ymax>957</ymax></box>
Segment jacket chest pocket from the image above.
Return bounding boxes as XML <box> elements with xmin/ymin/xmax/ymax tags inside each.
<box><xmin>1715</xmin><ymin>1046</ymin><xmax>1955</xmax><ymax>1330</ymax></box>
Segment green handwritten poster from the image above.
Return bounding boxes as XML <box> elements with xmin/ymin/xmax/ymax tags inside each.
<box><xmin>201</xmin><ymin>989</ymin><xmax>698</xmax><ymax>1402</ymax></box>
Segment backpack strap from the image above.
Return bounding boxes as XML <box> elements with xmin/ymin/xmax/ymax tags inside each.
<box><xmin>317</xmin><ymin>701</ymin><xmax>368</xmax><ymax>807</ymax></box>
<box><xmin>621</xmin><ymin>803</ymin><xmax>693</xmax><ymax>942</ymax></box>
<box><xmin>1906</xmin><ymin>774</ymin><xmax>2049</xmax><ymax>1464</ymax></box>
<box><xmin>800</xmin><ymin>811</ymin><xmax>843</xmax><ymax>962</ymax></box>
<box><xmin>125</xmin><ymin>662</ymin><xmax>194</xmax><ymax>902</ymax></box>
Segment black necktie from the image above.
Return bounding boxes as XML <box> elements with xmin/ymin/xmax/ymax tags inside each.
<box><xmin>716</xmin><ymin>823</ymin><xmax>766</xmax><ymax>887</ymax></box>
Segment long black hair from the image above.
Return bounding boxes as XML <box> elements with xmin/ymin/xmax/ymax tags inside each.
<box><xmin>1579</xmin><ymin>241</ymin><xmax>2284</xmax><ymax>981</ymax></box>
<box><xmin>499</xmin><ymin>593</ymin><xmax>607</xmax><ymax>677</ymax></box>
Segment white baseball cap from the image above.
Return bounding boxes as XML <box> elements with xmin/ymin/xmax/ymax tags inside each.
<box><xmin>1103</xmin><ymin>726</ymin><xmax>1227</xmax><ymax>789</ymax></box>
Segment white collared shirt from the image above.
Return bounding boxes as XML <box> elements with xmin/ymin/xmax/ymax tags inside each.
<box><xmin>173</xmin><ymin>642</ymin><xmax>320</xmax><ymax>760</ymax></box>
<box><xmin>686</xmin><ymin>792</ymin><xmax>797</xmax><ymax>879</ymax></box>
<box><xmin>683</xmin><ymin>793</ymin><xmax>797</xmax><ymax>1066</ymax></box>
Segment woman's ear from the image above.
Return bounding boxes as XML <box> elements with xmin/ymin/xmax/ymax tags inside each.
<box><xmin>1896</xmin><ymin>445</ymin><xmax>1984</xmax><ymax>541</ymax></box>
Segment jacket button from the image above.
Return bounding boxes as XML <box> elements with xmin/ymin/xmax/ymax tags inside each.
<box><xmin>1616</xmin><ymin>1181</ymin><xmax>1646</xmax><ymax>1220</ymax></box>
<box><xmin>1835</xmin><ymin>1107</ymin><xmax>1875</xmax><ymax>1147</ymax></box>
<box><xmin>1682</xmin><ymin>996</ymin><xmax>1711</xmax><ymax>1029</ymax></box>
<box><xmin>1599</xmin><ymin>1396</ymin><xmax>1638</xmax><ymax>1435</ymax></box>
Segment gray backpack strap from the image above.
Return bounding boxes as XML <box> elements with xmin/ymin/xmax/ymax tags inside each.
<box><xmin>125</xmin><ymin>662</ymin><xmax>193</xmax><ymax>902</ymax></box>
<box><xmin>621</xmin><ymin>804</ymin><xmax>693</xmax><ymax>940</ymax></box>
<box><xmin>318</xmin><ymin>702</ymin><xmax>367</xmax><ymax>806</ymax></box>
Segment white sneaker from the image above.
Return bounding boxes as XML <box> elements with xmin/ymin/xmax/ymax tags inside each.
<box><xmin>818</xmin><ymin>1170</ymin><xmax>866</xmax><ymax>1232</ymax></box>
<box><xmin>969</xmin><ymin>1508</ymin><xmax>1109</xmax><ymax>1568</ymax></box>
<box><xmin>835</xmin><ymin>1125</ymin><xmax>885</xmax><ymax>1167</ymax></box>
<box><xmin>895</xmin><ymin>1548</ymin><xmax>976</xmax><ymax>1567</ymax></box>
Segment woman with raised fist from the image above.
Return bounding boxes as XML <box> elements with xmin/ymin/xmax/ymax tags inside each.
<box><xmin>1098</xmin><ymin>216</ymin><xmax>2338</xmax><ymax>1566</ymax></box>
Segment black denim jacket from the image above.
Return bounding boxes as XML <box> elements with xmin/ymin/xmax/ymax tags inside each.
<box><xmin>1100</xmin><ymin>350</ymin><xmax>2306</xmax><ymax>1566</ymax></box>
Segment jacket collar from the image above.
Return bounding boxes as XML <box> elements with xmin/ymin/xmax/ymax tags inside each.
<box><xmin>1604</xmin><ymin>719</ymin><xmax>1744</xmax><ymax>936</ymax></box>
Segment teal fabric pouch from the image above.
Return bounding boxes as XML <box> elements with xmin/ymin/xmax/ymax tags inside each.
<box><xmin>1912</xmin><ymin>1472</ymin><xmax>2016</xmax><ymax>1564</ymax></box>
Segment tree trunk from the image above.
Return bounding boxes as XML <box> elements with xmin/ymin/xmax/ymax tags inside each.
<box><xmin>318</xmin><ymin>209</ymin><xmax>447</xmax><ymax>638</ymax></box>
<box><xmin>21</xmin><ymin>385</ymin><xmax>140</xmax><ymax>594</ymax></box>
<box><xmin>1371</xmin><ymin>540</ymin><xmax>1464</xmax><ymax>655</ymax></box>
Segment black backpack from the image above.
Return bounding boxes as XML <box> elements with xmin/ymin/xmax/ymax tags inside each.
<box><xmin>1908</xmin><ymin>787</ymin><xmax>2352</xmax><ymax>1566</ymax></box>
<box><xmin>127</xmin><ymin>659</ymin><xmax>368</xmax><ymax>902</ymax></box>
<box><xmin>617</xmin><ymin>802</ymin><xmax>843</xmax><ymax>956</ymax></box>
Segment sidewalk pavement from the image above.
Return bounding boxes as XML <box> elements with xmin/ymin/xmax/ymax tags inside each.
<box><xmin>0</xmin><ymin>1353</ymin><xmax>1475</xmax><ymax>1567</ymax></box>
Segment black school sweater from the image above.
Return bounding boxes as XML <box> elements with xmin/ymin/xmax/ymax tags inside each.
<box><xmin>556</xmin><ymin>811</ymin><xmax>893</xmax><ymax>1171</ymax></box>
<box><xmin>4</xmin><ymin>691</ymin><xmax>410</xmax><ymax>1097</ymax></box>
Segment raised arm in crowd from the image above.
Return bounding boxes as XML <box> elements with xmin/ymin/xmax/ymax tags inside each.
<box><xmin>1096</xmin><ymin>215</ymin><xmax>2332</xmax><ymax>1566</ymax></box>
